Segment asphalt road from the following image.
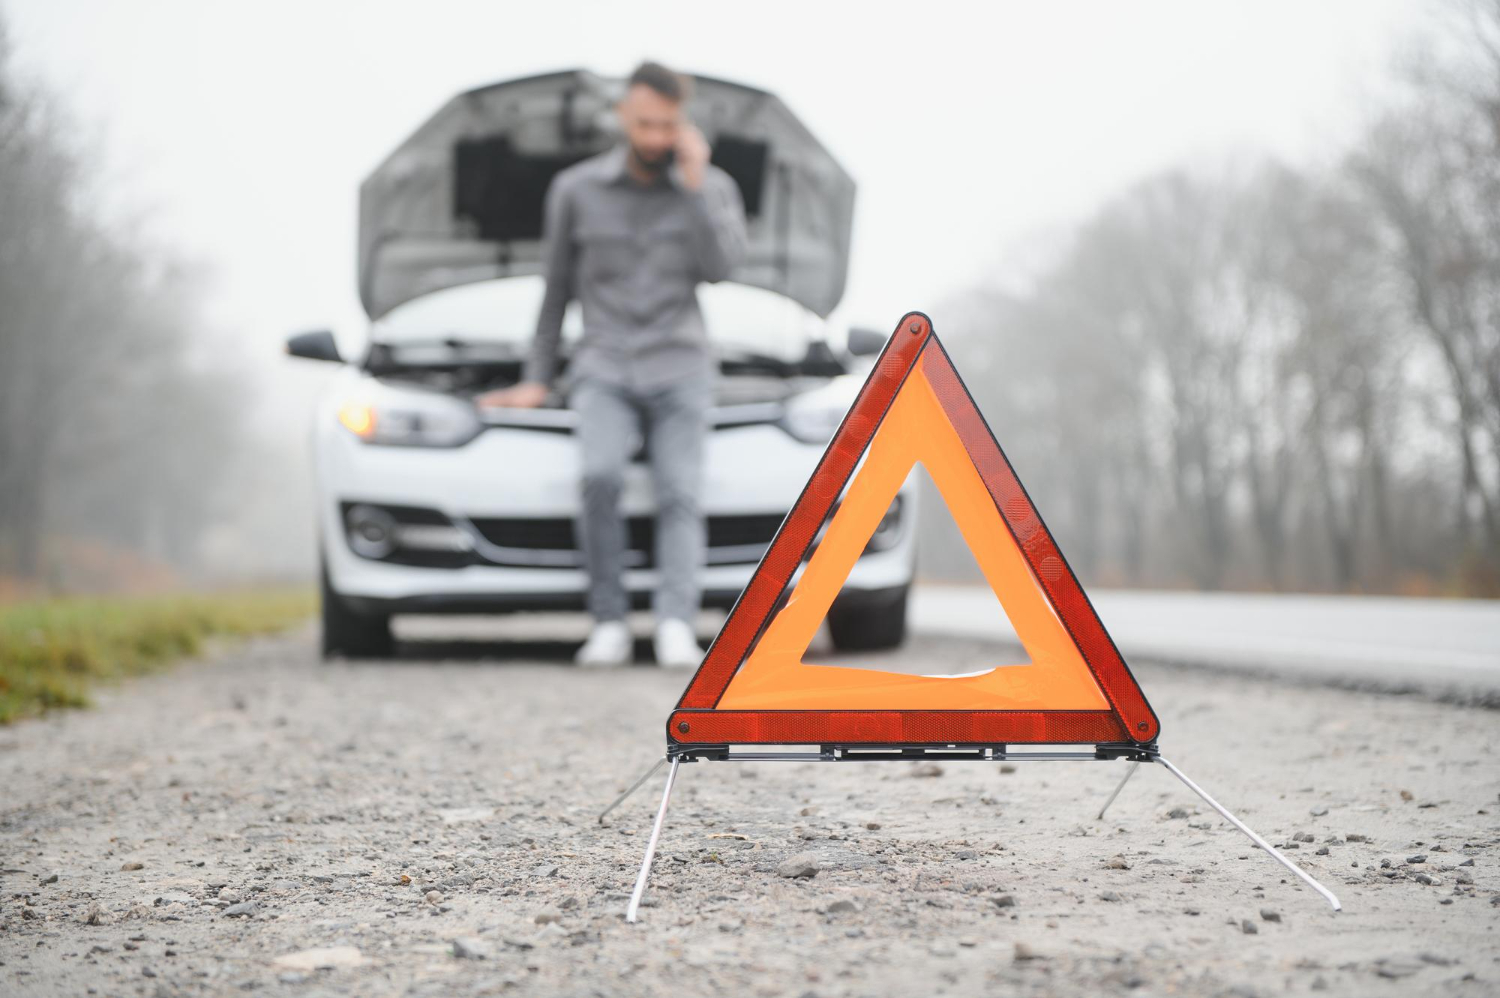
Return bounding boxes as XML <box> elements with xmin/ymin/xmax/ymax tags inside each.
<box><xmin>1</xmin><ymin>614</ymin><xmax>1497</xmax><ymax>998</ymax></box>
<box><xmin>912</xmin><ymin>585</ymin><xmax>1500</xmax><ymax>703</ymax></box>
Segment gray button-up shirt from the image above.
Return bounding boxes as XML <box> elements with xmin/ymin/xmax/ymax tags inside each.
<box><xmin>522</xmin><ymin>142</ymin><xmax>749</xmax><ymax>393</ymax></box>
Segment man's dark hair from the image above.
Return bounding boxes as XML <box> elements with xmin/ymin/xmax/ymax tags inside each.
<box><xmin>627</xmin><ymin>61</ymin><xmax>692</xmax><ymax>103</ymax></box>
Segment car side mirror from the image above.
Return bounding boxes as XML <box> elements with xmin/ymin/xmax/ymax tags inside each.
<box><xmin>286</xmin><ymin>329</ymin><xmax>342</xmax><ymax>363</ymax></box>
<box><xmin>846</xmin><ymin>326</ymin><xmax>887</xmax><ymax>357</ymax></box>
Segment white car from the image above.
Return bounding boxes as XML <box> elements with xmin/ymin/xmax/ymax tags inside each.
<box><xmin>287</xmin><ymin>70</ymin><xmax>917</xmax><ymax>658</ymax></box>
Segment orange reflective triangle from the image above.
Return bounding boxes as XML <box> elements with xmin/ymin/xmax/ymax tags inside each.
<box><xmin>669</xmin><ymin>312</ymin><xmax>1159</xmax><ymax>747</ymax></box>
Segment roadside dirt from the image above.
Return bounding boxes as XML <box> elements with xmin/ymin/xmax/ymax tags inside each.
<box><xmin>1</xmin><ymin>617</ymin><xmax>1496</xmax><ymax>997</ymax></box>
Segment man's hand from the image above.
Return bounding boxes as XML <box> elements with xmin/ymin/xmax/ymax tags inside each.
<box><xmin>475</xmin><ymin>382</ymin><xmax>548</xmax><ymax>409</ymax></box>
<box><xmin>675</xmin><ymin>124</ymin><xmax>710</xmax><ymax>191</ymax></box>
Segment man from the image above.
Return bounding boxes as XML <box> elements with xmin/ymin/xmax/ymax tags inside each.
<box><xmin>477</xmin><ymin>61</ymin><xmax>748</xmax><ymax>668</ymax></box>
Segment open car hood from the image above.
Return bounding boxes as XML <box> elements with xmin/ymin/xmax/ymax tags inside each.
<box><xmin>358</xmin><ymin>69</ymin><xmax>855</xmax><ymax>320</ymax></box>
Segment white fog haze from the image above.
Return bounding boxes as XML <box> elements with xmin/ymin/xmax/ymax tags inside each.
<box><xmin>6</xmin><ymin>0</ymin><xmax>1493</xmax><ymax>596</ymax></box>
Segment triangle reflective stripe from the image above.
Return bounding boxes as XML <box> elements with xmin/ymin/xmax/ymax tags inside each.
<box><xmin>669</xmin><ymin>313</ymin><xmax>1159</xmax><ymax>747</ymax></box>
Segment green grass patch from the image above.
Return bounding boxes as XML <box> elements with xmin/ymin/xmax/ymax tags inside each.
<box><xmin>0</xmin><ymin>587</ymin><xmax>315</xmax><ymax>724</ymax></box>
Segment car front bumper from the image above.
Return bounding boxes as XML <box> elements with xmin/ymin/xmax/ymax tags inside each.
<box><xmin>317</xmin><ymin>420</ymin><xmax>917</xmax><ymax>613</ymax></box>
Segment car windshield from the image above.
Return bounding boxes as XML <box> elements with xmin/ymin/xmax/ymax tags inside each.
<box><xmin>370</xmin><ymin>276</ymin><xmax>823</xmax><ymax>363</ymax></box>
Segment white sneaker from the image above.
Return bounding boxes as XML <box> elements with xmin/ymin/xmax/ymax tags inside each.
<box><xmin>653</xmin><ymin>618</ymin><xmax>704</xmax><ymax>668</ymax></box>
<box><xmin>575</xmin><ymin>620</ymin><xmax>632</xmax><ymax>667</ymax></box>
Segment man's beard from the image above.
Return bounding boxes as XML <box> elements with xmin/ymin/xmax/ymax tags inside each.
<box><xmin>629</xmin><ymin>144</ymin><xmax>673</xmax><ymax>175</ymax></box>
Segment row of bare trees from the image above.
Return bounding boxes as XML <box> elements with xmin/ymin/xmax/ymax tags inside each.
<box><xmin>0</xmin><ymin>17</ymin><xmax>243</xmax><ymax>593</ymax></box>
<box><xmin>927</xmin><ymin>0</ymin><xmax>1500</xmax><ymax>595</ymax></box>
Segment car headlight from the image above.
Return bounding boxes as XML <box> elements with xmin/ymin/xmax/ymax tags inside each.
<box><xmin>780</xmin><ymin>376</ymin><xmax>861</xmax><ymax>444</ymax></box>
<box><xmin>336</xmin><ymin>386</ymin><xmax>481</xmax><ymax>447</ymax></box>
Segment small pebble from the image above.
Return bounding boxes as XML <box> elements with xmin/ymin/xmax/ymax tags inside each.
<box><xmin>451</xmin><ymin>937</ymin><xmax>489</xmax><ymax>960</ymax></box>
<box><xmin>777</xmin><ymin>854</ymin><xmax>820</xmax><ymax>879</ymax></box>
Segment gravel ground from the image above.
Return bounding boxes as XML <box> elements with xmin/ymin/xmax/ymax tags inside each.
<box><xmin>1</xmin><ymin>614</ymin><xmax>1497</xmax><ymax>997</ymax></box>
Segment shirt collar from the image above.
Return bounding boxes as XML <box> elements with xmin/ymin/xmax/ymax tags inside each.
<box><xmin>604</xmin><ymin>143</ymin><xmax>634</xmax><ymax>187</ymax></box>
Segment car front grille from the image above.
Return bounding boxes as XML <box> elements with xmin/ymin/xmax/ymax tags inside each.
<box><xmin>466</xmin><ymin>514</ymin><xmax>786</xmax><ymax>568</ymax></box>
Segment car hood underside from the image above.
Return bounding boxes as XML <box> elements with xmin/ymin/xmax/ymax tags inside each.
<box><xmin>358</xmin><ymin>69</ymin><xmax>856</xmax><ymax>322</ymax></box>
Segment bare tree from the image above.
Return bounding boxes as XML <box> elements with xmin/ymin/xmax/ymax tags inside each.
<box><xmin>921</xmin><ymin>3</ymin><xmax>1500</xmax><ymax>596</ymax></box>
<box><xmin>0</xmin><ymin>8</ymin><xmax>244</xmax><ymax>592</ymax></box>
<box><xmin>1349</xmin><ymin>0</ymin><xmax>1500</xmax><ymax>582</ymax></box>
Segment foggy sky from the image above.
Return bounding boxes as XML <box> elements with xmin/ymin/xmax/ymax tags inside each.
<box><xmin>9</xmin><ymin>0</ymin><xmax>1416</xmax><ymax>353</ymax></box>
<box><xmin>0</xmin><ymin>0</ymin><xmax>1432</xmax><ymax>581</ymax></box>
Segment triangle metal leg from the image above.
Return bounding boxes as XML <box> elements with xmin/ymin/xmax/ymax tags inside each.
<box><xmin>598</xmin><ymin>755</ymin><xmax>668</xmax><ymax>824</ymax></box>
<box><xmin>1096</xmin><ymin>760</ymin><xmax>1141</xmax><ymax>820</ymax></box>
<box><xmin>625</xmin><ymin>756</ymin><xmax>682</xmax><ymax>923</ymax></box>
<box><xmin>1156</xmin><ymin>755</ymin><xmax>1342</xmax><ymax>912</ymax></box>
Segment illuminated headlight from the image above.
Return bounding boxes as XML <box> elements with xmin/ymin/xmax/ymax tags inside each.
<box><xmin>780</xmin><ymin>376</ymin><xmax>861</xmax><ymax>444</ymax></box>
<box><xmin>337</xmin><ymin>386</ymin><xmax>481</xmax><ymax>447</ymax></box>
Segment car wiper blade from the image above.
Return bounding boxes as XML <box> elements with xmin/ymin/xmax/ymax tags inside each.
<box><xmin>716</xmin><ymin>344</ymin><xmax>846</xmax><ymax>378</ymax></box>
<box><xmin>716</xmin><ymin>347</ymin><xmax>795</xmax><ymax>376</ymax></box>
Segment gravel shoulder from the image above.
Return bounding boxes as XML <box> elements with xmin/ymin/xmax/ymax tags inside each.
<box><xmin>1</xmin><ymin>618</ymin><xmax>1497</xmax><ymax>997</ymax></box>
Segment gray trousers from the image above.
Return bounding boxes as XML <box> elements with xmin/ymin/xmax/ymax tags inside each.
<box><xmin>570</xmin><ymin>375</ymin><xmax>711</xmax><ymax>623</ymax></box>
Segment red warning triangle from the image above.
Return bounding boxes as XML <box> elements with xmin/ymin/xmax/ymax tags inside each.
<box><xmin>669</xmin><ymin>312</ymin><xmax>1159</xmax><ymax>747</ymax></box>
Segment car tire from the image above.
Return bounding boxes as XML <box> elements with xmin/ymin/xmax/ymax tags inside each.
<box><xmin>320</xmin><ymin>560</ymin><xmax>394</xmax><ymax>659</ymax></box>
<box><xmin>826</xmin><ymin>585</ymin><xmax>908</xmax><ymax>652</ymax></box>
